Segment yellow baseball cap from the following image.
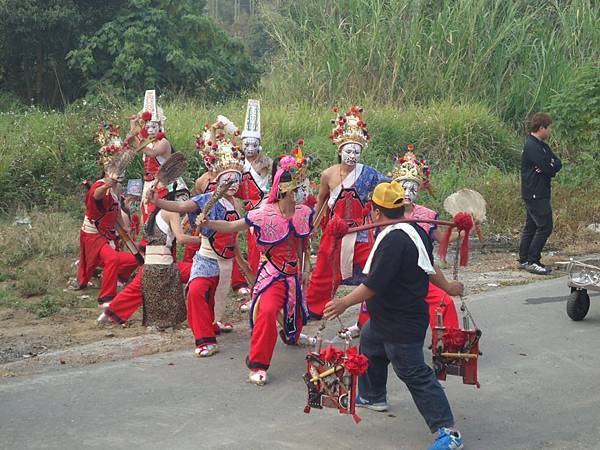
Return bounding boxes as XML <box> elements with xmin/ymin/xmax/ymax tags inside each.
<box><xmin>372</xmin><ymin>181</ymin><xmax>406</xmax><ymax>209</ymax></box>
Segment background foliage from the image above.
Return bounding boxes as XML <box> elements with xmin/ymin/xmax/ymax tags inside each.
<box><xmin>0</xmin><ymin>0</ymin><xmax>599</xmax><ymax>241</ymax></box>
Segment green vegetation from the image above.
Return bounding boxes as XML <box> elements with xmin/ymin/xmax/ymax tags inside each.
<box><xmin>0</xmin><ymin>0</ymin><xmax>599</xmax><ymax>303</ymax></box>
<box><xmin>0</xmin><ymin>0</ymin><xmax>260</xmax><ymax>106</ymax></box>
<box><xmin>262</xmin><ymin>0</ymin><xmax>600</xmax><ymax>127</ymax></box>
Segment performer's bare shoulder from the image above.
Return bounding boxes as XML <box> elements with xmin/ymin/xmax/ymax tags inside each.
<box><xmin>195</xmin><ymin>172</ymin><xmax>214</xmax><ymax>194</ymax></box>
<box><xmin>253</xmin><ymin>154</ymin><xmax>273</xmax><ymax>178</ymax></box>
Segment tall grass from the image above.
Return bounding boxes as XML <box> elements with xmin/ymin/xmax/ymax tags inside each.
<box><xmin>0</xmin><ymin>98</ymin><xmax>519</xmax><ymax>213</ymax></box>
<box><xmin>259</xmin><ymin>0</ymin><xmax>600</xmax><ymax>125</ymax></box>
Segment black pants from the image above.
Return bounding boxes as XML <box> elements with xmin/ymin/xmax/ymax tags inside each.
<box><xmin>357</xmin><ymin>321</ymin><xmax>454</xmax><ymax>432</ymax></box>
<box><xmin>518</xmin><ymin>197</ymin><xmax>553</xmax><ymax>264</ymax></box>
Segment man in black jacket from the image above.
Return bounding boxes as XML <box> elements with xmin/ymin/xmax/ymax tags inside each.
<box><xmin>518</xmin><ymin>112</ymin><xmax>562</xmax><ymax>275</ymax></box>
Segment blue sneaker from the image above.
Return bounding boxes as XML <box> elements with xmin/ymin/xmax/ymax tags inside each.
<box><xmin>355</xmin><ymin>395</ymin><xmax>388</xmax><ymax>412</ymax></box>
<box><xmin>428</xmin><ymin>427</ymin><xmax>464</xmax><ymax>450</ymax></box>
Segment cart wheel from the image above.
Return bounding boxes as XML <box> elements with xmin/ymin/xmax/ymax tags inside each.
<box><xmin>566</xmin><ymin>289</ymin><xmax>590</xmax><ymax>321</ymax></box>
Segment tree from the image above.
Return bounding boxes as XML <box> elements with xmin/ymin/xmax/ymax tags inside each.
<box><xmin>67</xmin><ymin>0</ymin><xmax>261</xmax><ymax>101</ymax></box>
<box><xmin>0</xmin><ymin>0</ymin><xmax>125</xmax><ymax>106</ymax></box>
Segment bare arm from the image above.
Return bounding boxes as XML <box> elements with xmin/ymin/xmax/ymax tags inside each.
<box><xmin>165</xmin><ymin>211</ymin><xmax>201</xmax><ymax>245</ymax></box>
<box><xmin>323</xmin><ymin>283</ymin><xmax>376</xmax><ymax>320</ymax></box>
<box><xmin>152</xmin><ymin>196</ymin><xmax>198</xmax><ymax>214</ymax></box>
<box><xmin>204</xmin><ymin>217</ymin><xmax>247</xmax><ymax>233</ymax></box>
<box><xmin>429</xmin><ymin>265</ymin><xmax>464</xmax><ymax>297</ymax></box>
<box><xmin>92</xmin><ymin>178</ymin><xmax>116</xmax><ymax>200</ymax></box>
<box><xmin>142</xmin><ymin>138</ymin><xmax>171</xmax><ymax>158</ymax></box>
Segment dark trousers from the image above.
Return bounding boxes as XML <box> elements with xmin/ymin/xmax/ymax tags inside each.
<box><xmin>518</xmin><ymin>198</ymin><xmax>553</xmax><ymax>264</ymax></box>
<box><xmin>358</xmin><ymin>321</ymin><xmax>454</xmax><ymax>432</ymax></box>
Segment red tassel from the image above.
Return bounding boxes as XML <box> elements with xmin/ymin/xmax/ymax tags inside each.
<box><xmin>352</xmin><ymin>413</ymin><xmax>362</xmax><ymax>424</ymax></box>
<box><xmin>437</xmin><ymin>225</ymin><xmax>453</xmax><ymax>262</ymax></box>
<box><xmin>453</xmin><ymin>212</ymin><xmax>474</xmax><ymax>267</ymax></box>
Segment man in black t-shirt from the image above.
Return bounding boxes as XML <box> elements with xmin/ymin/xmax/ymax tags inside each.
<box><xmin>324</xmin><ymin>181</ymin><xmax>465</xmax><ymax>450</ymax></box>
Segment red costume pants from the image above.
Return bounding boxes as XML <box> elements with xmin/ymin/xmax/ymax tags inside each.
<box><xmin>246</xmin><ymin>280</ymin><xmax>304</xmax><ymax>371</ymax></box>
<box><xmin>356</xmin><ymin>282</ymin><xmax>459</xmax><ymax>331</ymax></box>
<box><xmin>306</xmin><ymin>235</ymin><xmax>372</xmax><ymax>318</ymax></box>
<box><xmin>246</xmin><ymin>227</ymin><xmax>261</xmax><ymax>276</ymax></box>
<box><xmin>187</xmin><ymin>275</ymin><xmax>219</xmax><ymax>347</ymax></box>
<box><xmin>78</xmin><ymin>232</ymin><xmax>139</xmax><ymax>302</ymax></box>
<box><xmin>182</xmin><ymin>243</ymin><xmax>248</xmax><ymax>290</ymax></box>
<box><xmin>104</xmin><ymin>262</ymin><xmax>192</xmax><ymax>324</ymax></box>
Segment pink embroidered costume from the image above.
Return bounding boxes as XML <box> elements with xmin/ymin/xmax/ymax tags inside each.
<box><xmin>246</xmin><ymin>201</ymin><xmax>313</xmax><ymax>371</ymax></box>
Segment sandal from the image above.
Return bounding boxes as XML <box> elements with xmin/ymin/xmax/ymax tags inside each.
<box><xmin>194</xmin><ymin>344</ymin><xmax>219</xmax><ymax>358</ymax></box>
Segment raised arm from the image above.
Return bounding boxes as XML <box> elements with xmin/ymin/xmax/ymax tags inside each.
<box><xmin>148</xmin><ymin>190</ymin><xmax>198</xmax><ymax>214</ymax></box>
<box><xmin>142</xmin><ymin>138</ymin><xmax>171</xmax><ymax>158</ymax></box>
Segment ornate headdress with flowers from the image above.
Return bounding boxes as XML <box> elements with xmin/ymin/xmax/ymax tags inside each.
<box><xmin>195</xmin><ymin>122</ymin><xmax>244</xmax><ymax>174</ymax></box>
<box><xmin>330</xmin><ymin>105</ymin><xmax>371</xmax><ymax>151</ymax></box>
<box><xmin>268</xmin><ymin>139</ymin><xmax>311</xmax><ymax>203</ymax></box>
<box><xmin>197</xmin><ymin>125</ymin><xmax>244</xmax><ymax>176</ymax></box>
<box><xmin>96</xmin><ymin>122</ymin><xmax>126</xmax><ymax>167</ymax></box>
<box><xmin>390</xmin><ymin>144</ymin><xmax>432</xmax><ymax>191</ymax></box>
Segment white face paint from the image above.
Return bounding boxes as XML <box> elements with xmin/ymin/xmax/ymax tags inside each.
<box><xmin>145</xmin><ymin>121</ymin><xmax>161</xmax><ymax>136</ymax></box>
<box><xmin>242</xmin><ymin>137</ymin><xmax>261</xmax><ymax>158</ymax></box>
<box><xmin>217</xmin><ymin>171</ymin><xmax>241</xmax><ymax>196</ymax></box>
<box><xmin>293</xmin><ymin>179</ymin><xmax>310</xmax><ymax>205</ymax></box>
<box><xmin>401</xmin><ymin>180</ymin><xmax>419</xmax><ymax>204</ymax></box>
<box><xmin>340</xmin><ymin>143</ymin><xmax>362</xmax><ymax>166</ymax></box>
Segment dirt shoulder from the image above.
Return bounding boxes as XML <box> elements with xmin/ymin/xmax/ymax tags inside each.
<box><xmin>1</xmin><ymin>240</ymin><xmax>598</xmax><ymax>379</ymax></box>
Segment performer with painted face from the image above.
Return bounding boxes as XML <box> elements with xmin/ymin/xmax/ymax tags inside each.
<box><xmin>148</xmin><ymin>134</ymin><xmax>246</xmax><ymax>356</ymax></box>
<box><xmin>306</xmin><ymin>106</ymin><xmax>387</xmax><ymax>320</ymax></box>
<box><xmin>99</xmin><ymin>180</ymin><xmax>195</xmax><ymax>328</ymax></box>
<box><xmin>236</xmin><ymin>100</ymin><xmax>273</xmax><ymax>277</ymax></box>
<box><xmin>128</xmin><ymin>90</ymin><xmax>172</xmax><ymax>224</ymax></box>
<box><xmin>391</xmin><ymin>145</ymin><xmax>459</xmax><ymax>330</ymax></box>
<box><xmin>183</xmin><ymin>119</ymin><xmax>250</xmax><ymax>296</ymax></box>
<box><xmin>77</xmin><ymin>124</ymin><xmax>140</xmax><ymax>305</ymax></box>
<box><xmin>198</xmin><ymin>142</ymin><xmax>314</xmax><ymax>385</ymax></box>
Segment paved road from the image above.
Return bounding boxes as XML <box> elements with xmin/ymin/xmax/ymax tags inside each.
<box><xmin>1</xmin><ymin>277</ymin><xmax>599</xmax><ymax>450</ymax></box>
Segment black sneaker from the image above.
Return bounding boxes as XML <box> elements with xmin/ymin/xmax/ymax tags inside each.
<box><xmin>526</xmin><ymin>263</ymin><xmax>552</xmax><ymax>275</ymax></box>
<box><xmin>517</xmin><ymin>261</ymin><xmax>529</xmax><ymax>270</ymax></box>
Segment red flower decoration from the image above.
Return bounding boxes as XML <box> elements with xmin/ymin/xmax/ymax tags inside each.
<box><xmin>407</xmin><ymin>144</ymin><xmax>415</xmax><ymax>151</ymax></box>
<box><xmin>155</xmin><ymin>131</ymin><xmax>166</xmax><ymax>141</ymax></box>
<box><xmin>344</xmin><ymin>346</ymin><xmax>369</xmax><ymax>376</ymax></box>
<box><xmin>320</xmin><ymin>345</ymin><xmax>344</xmax><ymax>364</ymax></box>
<box><xmin>326</xmin><ymin>216</ymin><xmax>349</xmax><ymax>239</ymax></box>
<box><xmin>361</xmin><ymin>201</ymin><xmax>372</xmax><ymax>217</ymax></box>
<box><xmin>304</xmin><ymin>195</ymin><xmax>317</xmax><ymax>208</ymax></box>
<box><xmin>141</xmin><ymin>111</ymin><xmax>152</xmax><ymax>121</ymax></box>
<box><xmin>140</xmin><ymin>128</ymin><xmax>149</xmax><ymax>138</ymax></box>
<box><xmin>296</xmin><ymin>138</ymin><xmax>304</xmax><ymax>145</ymax></box>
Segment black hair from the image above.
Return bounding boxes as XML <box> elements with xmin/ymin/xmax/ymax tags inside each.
<box><xmin>271</xmin><ymin>155</ymin><xmax>282</xmax><ymax>183</ymax></box>
<box><xmin>145</xmin><ymin>189</ymin><xmax>177</xmax><ymax>236</ymax></box>
<box><xmin>373</xmin><ymin>203</ymin><xmax>405</xmax><ymax>219</ymax></box>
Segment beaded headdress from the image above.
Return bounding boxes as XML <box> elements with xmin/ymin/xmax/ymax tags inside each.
<box><xmin>330</xmin><ymin>106</ymin><xmax>371</xmax><ymax>151</ymax></box>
